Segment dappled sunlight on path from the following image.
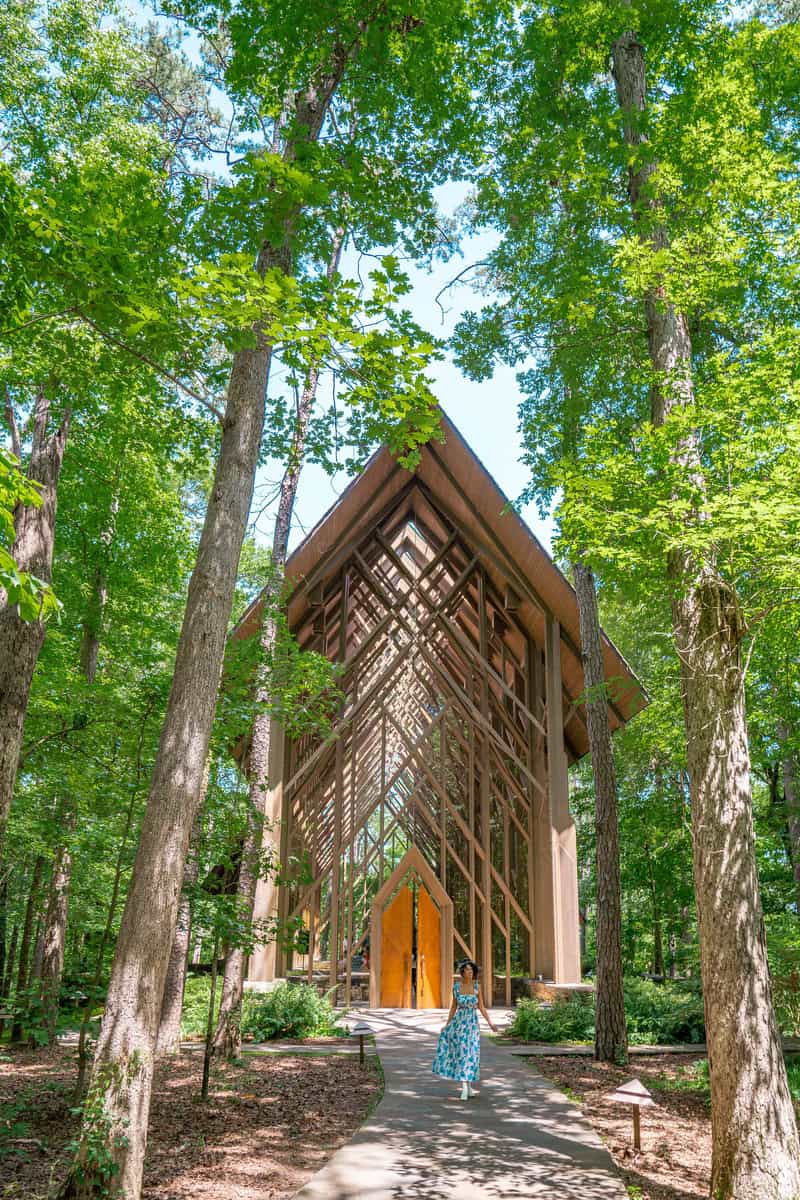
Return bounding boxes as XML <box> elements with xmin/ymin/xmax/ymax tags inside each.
<box><xmin>294</xmin><ymin>1008</ymin><xmax>627</xmax><ymax>1199</ymax></box>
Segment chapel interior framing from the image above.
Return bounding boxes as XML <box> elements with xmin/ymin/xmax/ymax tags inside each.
<box><xmin>235</xmin><ymin>413</ymin><xmax>644</xmax><ymax>1007</ymax></box>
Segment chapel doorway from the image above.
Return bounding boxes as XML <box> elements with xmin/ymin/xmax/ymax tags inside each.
<box><xmin>370</xmin><ymin>846</ymin><xmax>453</xmax><ymax>1009</ymax></box>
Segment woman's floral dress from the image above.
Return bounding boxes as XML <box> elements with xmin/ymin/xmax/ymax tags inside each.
<box><xmin>432</xmin><ymin>981</ymin><xmax>481</xmax><ymax>1082</ymax></box>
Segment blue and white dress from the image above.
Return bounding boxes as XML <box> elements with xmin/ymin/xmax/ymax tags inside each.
<box><xmin>432</xmin><ymin>981</ymin><xmax>481</xmax><ymax>1082</ymax></box>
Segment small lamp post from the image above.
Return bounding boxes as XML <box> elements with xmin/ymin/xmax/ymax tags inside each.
<box><xmin>349</xmin><ymin>1020</ymin><xmax>375</xmax><ymax>1067</ymax></box>
<box><xmin>606</xmin><ymin>1078</ymin><xmax>655</xmax><ymax>1150</ymax></box>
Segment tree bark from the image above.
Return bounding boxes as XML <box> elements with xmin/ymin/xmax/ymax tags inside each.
<box><xmin>213</xmin><ymin>229</ymin><xmax>344</xmax><ymax>1059</ymax></box>
<box><xmin>155</xmin><ymin>797</ymin><xmax>204</xmax><ymax>1057</ymax></box>
<box><xmin>573</xmin><ymin>557</ymin><xmax>628</xmax><ymax>1064</ymax></box>
<box><xmin>612</xmin><ymin>24</ymin><xmax>800</xmax><ymax>1198</ymax></box>
<box><xmin>58</xmin><ymin>52</ymin><xmax>353</xmax><ymax>1200</ymax></box>
<box><xmin>0</xmin><ymin>392</ymin><xmax>71</xmax><ymax>860</ymax></box>
<box><xmin>39</xmin><ymin>811</ymin><xmax>76</xmax><ymax>1044</ymax></box>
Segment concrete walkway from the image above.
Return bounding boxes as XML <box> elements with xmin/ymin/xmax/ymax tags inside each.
<box><xmin>295</xmin><ymin>1008</ymin><xmax>627</xmax><ymax>1199</ymax></box>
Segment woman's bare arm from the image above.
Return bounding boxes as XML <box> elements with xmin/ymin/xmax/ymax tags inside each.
<box><xmin>477</xmin><ymin>984</ymin><xmax>497</xmax><ymax>1032</ymax></box>
<box><xmin>443</xmin><ymin>992</ymin><xmax>457</xmax><ymax>1027</ymax></box>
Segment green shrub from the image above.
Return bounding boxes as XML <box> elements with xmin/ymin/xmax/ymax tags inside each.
<box><xmin>510</xmin><ymin>993</ymin><xmax>594</xmax><ymax>1043</ymax></box>
<box><xmin>623</xmin><ymin>978</ymin><xmax>705</xmax><ymax>1045</ymax></box>
<box><xmin>774</xmin><ymin>978</ymin><xmax>800</xmax><ymax>1039</ymax></box>
<box><xmin>509</xmin><ymin>979</ymin><xmax>706</xmax><ymax>1045</ymax></box>
<box><xmin>786</xmin><ymin>1056</ymin><xmax>800</xmax><ymax>1104</ymax></box>
<box><xmin>240</xmin><ymin>982</ymin><xmax>342</xmax><ymax>1041</ymax></box>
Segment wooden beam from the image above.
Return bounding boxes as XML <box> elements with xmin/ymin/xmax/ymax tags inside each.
<box><xmin>478</xmin><ymin>569</ymin><xmax>493</xmax><ymax>998</ymax></box>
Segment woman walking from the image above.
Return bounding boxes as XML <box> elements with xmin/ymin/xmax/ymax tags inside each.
<box><xmin>432</xmin><ymin>959</ymin><xmax>496</xmax><ymax>1100</ymax></box>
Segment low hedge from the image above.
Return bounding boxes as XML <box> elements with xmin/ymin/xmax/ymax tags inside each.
<box><xmin>509</xmin><ymin>978</ymin><xmax>706</xmax><ymax>1045</ymax></box>
<box><xmin>181</xmin><ymin>976</ymin><xmax>343</xmax><ymax>1041</ymax></box>
<box><xmin>241</xmin><ymin>982</ymin><xmax>343</xmax><ymax>1041</ymax></box>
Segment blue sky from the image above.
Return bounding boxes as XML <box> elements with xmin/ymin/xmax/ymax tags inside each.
<box><xmin>121</xmin><ymin>2</ymin><xmax>554</xmax><ymax>554</ymax></box>
<box><xmin>251</xmin><ymin>191</ymin><xmax>555</xmax><ymax>555</ymax></box>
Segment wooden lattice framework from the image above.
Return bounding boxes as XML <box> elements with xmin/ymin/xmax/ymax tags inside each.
<box><xmin>234</xmin><ymin>413</ymin><xmax>645</xmax><ymax>1007</ymax></box>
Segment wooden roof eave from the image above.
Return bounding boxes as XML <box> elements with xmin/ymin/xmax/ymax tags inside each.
<box><xmin>229</xmin><ymin>408</ymin><xmax>647</xmax><ymax>760</ymax></box>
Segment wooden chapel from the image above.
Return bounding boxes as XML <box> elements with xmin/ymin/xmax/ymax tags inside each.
<box><xmin>232</xmin><ymin>411</ymin><xmax>645</xmax><ymax>1008</ymax></box>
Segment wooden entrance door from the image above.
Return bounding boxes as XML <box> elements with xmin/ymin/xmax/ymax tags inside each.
<box><xmin>380</xmin><ymin>883</ymin><xmax>412</xmax><ymax>1007</ymax></box>
<box><xmin>371</xmin><ymin>846</ymin><xmax>452</xmax><ymax>1008</ymax></box>
<box><xmin>417</xmin><ymin>886</ymin><xmax>442</xmax><ymax>1008</ymax></box>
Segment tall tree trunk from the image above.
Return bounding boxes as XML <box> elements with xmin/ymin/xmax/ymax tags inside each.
<box><xmin>74</xmin><ymin>701</ymin><xmax>153</xmax><ymax>1096</ymax></box>
<box><xmin>213</xmin><ymin>229</ymin><xmax>344</xmax><ymax>1059</ymax></box>
<box><xmin>58</xmin><ymin>54</ymin><xmax>353</xmax><ymax>1200</ymax></box>
<box><xmin>777</xmin><ymin>722</ymin><xmax>800</xmax><ymax>912</ymax></box>
<box><xmin>573</xmin><ymin>558</ymin><xmax>628</xmax><ymax>1064</ymax></box>
<box><xmin>2</xmin><ymin>922</ymin><xmax>19</xmax><ymax>1001</ymax></box>
<box><xmin>72</xmin><ymin>512</ymin><xmax>130</xmax><ymax>1091</ymax></box>
<box><xmin>0</xmin><ymin>392</ymin><xmax>70</xmax><ymax>861</ymax></box>
<box><xmin>191</xmin><ymin>934</ymin><xmax>203</xmax><ymax>965</ymax></box>
<box><xmin>612</xmin><ymin>24</ymin><xmax>800</xmax><ymax>1198</ymax></box>
<box><xmin>30</xmin><ymin>917</ymin><xmax>44</xmax><ymax>986</ymax></box>
<box><xmin>39</xmin><ymin>811</ymin><xmax>76</xmax><ymax>1044</ymax></box>
<box><xmin>156</xmin><ymin>796</ymin><xmax>205</xmax><ymax>1057</ymax></box>
<box><xmin>643</xmin><ymin>842</ymin><xmax>664</xmax><ymax>978</ymax></box>
<box><xmin>12</xmin><ymin>856</ymin><xmax>42</xmax><ymax>1039</ymax></box>
<box><xmin>0</xmin><ymin>869</ymin><xmax>7</xmax><ymax>1006</ymax></box>
<box><xmin>79</xmin><ymin>495</ymin><xmax>118</xmax><ymax>685</ymax></box>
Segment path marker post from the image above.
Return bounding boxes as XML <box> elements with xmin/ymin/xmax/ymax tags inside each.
<box><xmin>606</xmin><ymin>1078</ymin><xmax>655</xmax><ymax>1150</ymax></box>
<box><xmin>350</xmin><ymin>1020</ymin><xmax>374</xmax><ymax>1067</ymax></box>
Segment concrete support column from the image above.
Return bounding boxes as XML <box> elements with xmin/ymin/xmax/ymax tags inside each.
<box><xmin>541</xmin><ymin>614</ymin><xmax>581</xmax><ymax>984</ymax></box>
<box><xmin>532</xmin><ymin>640</ymin><xmax>556</xmax><ymax>981</ymax></box>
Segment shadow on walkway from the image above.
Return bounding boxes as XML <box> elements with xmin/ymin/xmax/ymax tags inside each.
<box><xmin>294</xmin><ymin>1008</ymin><xmax>626</xmax><ymax>1199</ymax></box>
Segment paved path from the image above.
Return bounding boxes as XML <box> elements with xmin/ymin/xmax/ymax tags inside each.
<box><xmin>295</xmin><ymin>1008</ymin><xmax>627</xmax><ymax>1200</ymax></box>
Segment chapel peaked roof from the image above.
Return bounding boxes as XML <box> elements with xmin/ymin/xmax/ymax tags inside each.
<box><xmin>232</xmin><ymin>408</ymin><xmax>646</xmax><ymax>759</ymax></box>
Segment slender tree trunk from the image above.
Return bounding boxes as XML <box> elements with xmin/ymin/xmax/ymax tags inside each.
<box><xmin>79</xmin><ymin>495</ymin><xmax>118</xmax><ymax>685</ymax></box>
<box><xmin>74</xmin><ymin>703</ymin><xmax>152</xmax><ymax>1096</ymax></box>
<box><xmin>12</xmin><ymin>856</ymin><xmax>42</xmax><ymax>1039</ymax></box>
<box><xmin>643</xmin><ymin>842</ymin><xmax>664</xmax><ymax>978</ymax></box>
<box><xmin>156</xmin><ymin>799</ymin><xmax>204</xmax><ymax>1057</ymax></box>
<box><xmin>777</xmin><ymin>722</ymin><xmax>800</xmax><ymax>912</ymax></box>
<box><xmin>30</xmin><ymin>916</ymin><xmax>44</xmax><ymax>985</ymax></box>
<box><xmin>2</xmin><ymin>922</ymin><xmax>19</xmax><ymax>1000</ymax></box>
<box><xmin>201</xmin><ymin>931</ymin><xmax>221</xmax><ymax>1101</ymax></box>
<box><xmin>73</xmin><ymin>553</ymin><xmax>136</xmax><ymax>1094</ymax></box>
<box><xmin>0</xmin><ymin>392</ymin><xmax>70</xmax><ymax>860</ymax></box>
<box><xmin>612</xmin><ymin>25</ymin><xmax>800</xmax><ymax>1198</ymax></box>
<box><xmin>58</xmin><ymin>55</ymin><xmax>353</xmax><ymax>1200</ymax></box>
<box><xmin>39</xmin><ymin>810</ymin><xmax>76</xmax><ymax>1044</ymax></box>
<box><xmin>213</xmin><ymin>229</ymin><xmax>344</xmax><ymax>1059</ymax></box>
<box><xmin>0</xmin><ymin>869</ymin><xmax>7</xmax><ymax>1005</ymax></box>
<box><xmin>573</xmin><ymin>557</ymin><xmax>628</xmax><ymax>1064</ymax></box>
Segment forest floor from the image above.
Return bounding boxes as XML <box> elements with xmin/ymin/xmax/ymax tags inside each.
<box><xmin>0</xmin><ymin>1042</ymin><xmax>381</xmax><ymax>1199</ymax></box>
<box><xmin>530</xmin><ymin>1053</ymin><xmax>713</xmax><ymax>1200</ymax></box>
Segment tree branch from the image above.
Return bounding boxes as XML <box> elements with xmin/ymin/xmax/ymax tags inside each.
<box><xmin>0</xmin><ymin>307</ymin><xmax>79</xmax><ymax>339</ymax></box>
<box><xmin>433</xmin><ymin>261</ymin><xmax>489</xmax><ymax>323</ymax></box>
<box><xmin>76</xmin><ymin>313</ymin><xmax>225</xmax><ymax>423</ymax></box>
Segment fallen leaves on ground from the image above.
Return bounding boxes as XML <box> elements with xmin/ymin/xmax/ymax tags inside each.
<box><xmin>1</xmin><ymin>1044</ymin><xmax>381</xmax><ymax>1199</ymax></box>
<box><xmin>531</xmin><ymin>1054</ymin><xmax>712</xmax><ymax>1200</ymax></box>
